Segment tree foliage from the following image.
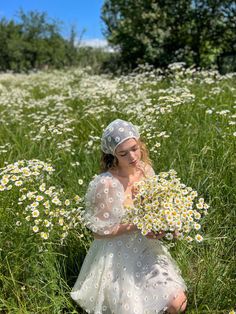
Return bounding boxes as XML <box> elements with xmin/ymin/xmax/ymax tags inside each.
<box><xmin>101</xmin><ymin>0</ymin><xmax>236</xmax><ymax>71</ymax></box>
<box><xmin>0</xmin><ymin>10</ymin><xmax>78</xmax><ymax>72</ymax></box>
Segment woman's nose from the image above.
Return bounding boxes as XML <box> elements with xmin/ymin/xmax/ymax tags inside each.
<box><xmin>129</xmin><ymin>151</ymin><xmax>136</xmax><ymax>161</ymax></box>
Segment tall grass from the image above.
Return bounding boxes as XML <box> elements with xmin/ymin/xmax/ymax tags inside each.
<box><xmin>0</xmin><ymin>64</ymin><xmax>235</xmax><ymax>313</ymax></box>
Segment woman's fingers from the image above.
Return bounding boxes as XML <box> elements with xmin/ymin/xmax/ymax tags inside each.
<box><xmin>173</xmin><ymin>230</ymin><xmax>179</xmax><ymax>238</ymax></box>
<box><xmin>146</xmin><ymin>231</ymin><xmax>166</xmax><ymax>239</ymax></box>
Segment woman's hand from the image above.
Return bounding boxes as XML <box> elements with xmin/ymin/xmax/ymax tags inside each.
<box><xmin>173</xmin><ymin>230</ymin><xmax>180</xmax><ymax>239</ymax></box>
<box><xmin>145</xmin><ymin>230</ymin><xmax>166</xmax><ymax>240</ymax></box>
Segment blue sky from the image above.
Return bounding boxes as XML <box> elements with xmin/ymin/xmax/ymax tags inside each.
<box><xmin>0</xmin><ymin>0</ymin><xmax>107</xmax><ymax>47</ymax></box>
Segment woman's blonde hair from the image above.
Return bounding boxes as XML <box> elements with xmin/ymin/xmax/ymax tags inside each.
<box><xmin>100</xmin><ymin>138</ymin><xmax>152</xmax><ymax>173</ymax></box>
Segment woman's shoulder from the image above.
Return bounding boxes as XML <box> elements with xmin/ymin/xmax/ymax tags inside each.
<box><xmin>87</xmin><ymin>171</ymin><xmax>124</xmax><ymax>190</ymax></box>
<box><xmin>86</xmin><ymin>171</ymin><xmax>125</xmax><ymax>203</ymax></box>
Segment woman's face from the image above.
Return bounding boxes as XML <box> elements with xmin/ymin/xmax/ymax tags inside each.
<box><xmin>115</xmin><ymin>138</ymin><xmax>141</xmax><ymax>169</ymax></box>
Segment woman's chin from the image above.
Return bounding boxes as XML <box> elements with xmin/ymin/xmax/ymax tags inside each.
<box><xmin>129</xmin><ymin>160</ymin><xmax>139</xmax><ymax>167</ymax></box>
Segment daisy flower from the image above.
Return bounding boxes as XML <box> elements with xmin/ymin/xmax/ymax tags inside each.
<box><xmin>195</xmin><ymin>234</ymin><xmax>203</xmax><ymax>242</ymax></box>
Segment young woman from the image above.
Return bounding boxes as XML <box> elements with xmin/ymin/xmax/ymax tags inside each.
<box><xmin>71</xmin><ymin>119</ymin><xmax>187</xmax><ymax>314</ymax></box>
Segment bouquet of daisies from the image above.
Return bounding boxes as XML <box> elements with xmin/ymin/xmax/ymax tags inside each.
<box><xmin>123</xmin><ymin>169</ymin><xmax>209</xmax><ymax>243</ymax></box>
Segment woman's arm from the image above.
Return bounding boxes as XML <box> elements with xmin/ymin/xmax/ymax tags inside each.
<box><xmin>93</xmin><ymin>225</ymin><xmax>168</xmax><ymax>240</ymax></box>
<box><xmin>93</xmin><ymin>223</ymin><xmax>138</xmax><ymax>239</ymax></box>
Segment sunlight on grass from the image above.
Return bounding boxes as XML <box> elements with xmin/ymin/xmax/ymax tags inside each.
<box><xmin>0</xmin><ymin>64</ymin><xmax>235</xmax><ymax>313</ymax></box>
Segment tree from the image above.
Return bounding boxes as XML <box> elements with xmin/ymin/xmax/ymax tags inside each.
<box><xmin>0</xmin><ymin>10</ymin><xmax>80</xmax><ymax>71</ymax></box>
<box><xmin>18</xmin><ymin>10</ymin><xmax>65</xmax><ymax>68</ymax></box>
<box><xmin>65</xmin><ymin>24</ymin><xmax>79</xmax><ymax>66</ymax></box>
<box><xmin>101</xmin><ymin>0</ymin><xmax>236</xmax><ymax>69</ymax></box>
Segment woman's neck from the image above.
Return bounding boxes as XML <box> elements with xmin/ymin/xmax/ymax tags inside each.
<box><xmin>115</xmin><ymin>161</ymin><xmax>143</xmax><ymax>179</ymax></box>
<box><xmin>117</xmin><ymin>167</ymin><xmax>136</xmax><ymax>178</ymax></box>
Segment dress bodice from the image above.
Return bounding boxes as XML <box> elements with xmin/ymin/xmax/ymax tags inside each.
<box><xmin>83</xmin><ymin>164</ymin><xmax>155</xmax><ymax>236</ymax></box>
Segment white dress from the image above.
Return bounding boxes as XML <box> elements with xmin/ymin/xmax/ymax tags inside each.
<box><xmin>71</xmin><ymin>170</ymin><xmax>187</xmax><ymax>314</ymax></box>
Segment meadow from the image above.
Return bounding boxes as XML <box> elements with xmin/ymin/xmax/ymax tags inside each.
<box><xmin>0</xmin><ymin>63</ymin><xmax>235</xmax><ymax>313</ymax></box>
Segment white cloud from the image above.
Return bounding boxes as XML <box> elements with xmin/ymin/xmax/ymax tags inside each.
<box><xmin>79</xmin><ymin>38</ymin><xmax>114</xmax><ymax>52</ymax></box>
<box><xmin>80</xmin><ymin>38</ymin><xmax>107</xmax><ymax>47</ymax></box>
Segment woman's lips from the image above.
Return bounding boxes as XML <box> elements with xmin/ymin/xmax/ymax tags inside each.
<box><xmin>130</xmin><ymin>160</ymin><xmax>138</xmax><ymax>165</ymax></box>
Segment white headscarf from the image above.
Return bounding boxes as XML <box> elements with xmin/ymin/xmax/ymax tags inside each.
<box><xmin>101</xmin><ymin>119</ymin><xmax>140</xmax><ymax>155</ymax></box>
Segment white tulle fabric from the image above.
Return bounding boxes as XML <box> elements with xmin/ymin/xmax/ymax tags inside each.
<box><xmin>71</xmin><ymin>171</ymin><xmax>187</xmax><ymax>314</ymax></box>
<box><xmin>82</xmin><ymin>173</ymin><xmax>125</xmax><ymax>236</ymax></box>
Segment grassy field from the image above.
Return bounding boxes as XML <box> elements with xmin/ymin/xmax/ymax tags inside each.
<box><xmin>0</xmin><ymin>63</ymin><xmax>235</xmax><ymax>313</ymax></box>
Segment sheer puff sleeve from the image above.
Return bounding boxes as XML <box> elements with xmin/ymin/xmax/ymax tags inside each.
<box><xmin>83</xmin><ymin>173</ymin><xmax>125</xmax><ymax>236</ymax></box>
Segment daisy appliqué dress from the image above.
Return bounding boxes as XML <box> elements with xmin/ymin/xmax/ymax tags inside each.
<box><xmin>71</xmin><ymin>170</ymin><xmax>187</xmax><ymax>314</ymax></box>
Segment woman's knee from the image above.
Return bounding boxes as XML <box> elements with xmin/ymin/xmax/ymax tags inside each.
<box><xmin>167</xmin><ymin>291</ymin><xmax>187</xmax><ymax>313</ymax></box>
